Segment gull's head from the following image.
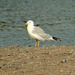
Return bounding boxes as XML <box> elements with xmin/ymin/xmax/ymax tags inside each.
<box><xmin>25</xmin><ymin>20</ymin><xmax>34</xmax><ymax>26</ymax></box>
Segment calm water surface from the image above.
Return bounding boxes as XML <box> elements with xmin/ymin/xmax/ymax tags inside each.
<box><xmin>0</xmin><ymin>0</ymin><xmax>75</xmax><ymax>46</ymax></box>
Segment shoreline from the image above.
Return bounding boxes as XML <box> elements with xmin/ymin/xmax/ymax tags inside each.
<box><xmin>0</xmin><ymin>46</ymin><xmax>75</xmax><ymax>75</ymax></box>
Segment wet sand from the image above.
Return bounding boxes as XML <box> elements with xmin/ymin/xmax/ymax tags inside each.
<box><xmin>0</xmin><ymin>46</ymin><xmax>75</xmax><ymax>75</ymax></box>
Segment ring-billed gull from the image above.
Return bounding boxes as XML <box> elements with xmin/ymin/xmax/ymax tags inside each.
<box><xmin>25</xmin><ymin>20</ymin><xmax>61</xmax><ymax>47</ymax></box>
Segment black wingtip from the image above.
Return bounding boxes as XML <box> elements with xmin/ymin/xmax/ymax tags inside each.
<box><xmin>53</xmin><ymin>37</ymin><xmax>61</xmax><ymax>41</ymax></box>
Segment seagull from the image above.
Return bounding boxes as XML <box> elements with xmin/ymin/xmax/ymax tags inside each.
<box><xmin>25</xmin><ymin>20</ymin><xmax>61</xmax><ymax>47</ymax></box>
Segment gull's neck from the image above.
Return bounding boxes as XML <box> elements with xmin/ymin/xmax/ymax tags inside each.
<box><xmin>27</xmin><ymin>23</ymin><xmax>35</xmax><ymax>32</ymax></box>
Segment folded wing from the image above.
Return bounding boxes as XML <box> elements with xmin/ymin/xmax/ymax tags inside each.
<box><xmin>32</xmin><ymin>27</ymin><xmax>53</xmax><ymax>40</ymax></box>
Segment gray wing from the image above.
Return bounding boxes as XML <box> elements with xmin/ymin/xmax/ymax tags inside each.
<box><xmin>32</xmin><ymin>27</ymin><xmax>52</xmax><ymax>40</ymax></box>
<box><xmin>32</xmin><ymin>27</ymin><xmax>45</xmax><ymax>34</ymax></box>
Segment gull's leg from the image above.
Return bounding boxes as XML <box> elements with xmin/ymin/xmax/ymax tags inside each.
<box><xmin>38</xmin><ymin>40</ymin><xmax>40</xmax><ymax>47</ymax></box>
<box><xmin>35</xmin><ymin>40</ymin><xmax>37</xmax><ymax>47</ymax></box>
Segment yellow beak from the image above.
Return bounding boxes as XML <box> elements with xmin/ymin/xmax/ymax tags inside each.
<box><xmin>24</xmin><ymin>23</ymin><xmax>28</xmax><ymax>25</ymax></box>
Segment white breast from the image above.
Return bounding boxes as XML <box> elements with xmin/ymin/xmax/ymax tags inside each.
<box><xmin>27</xmin><ymin>24</ymin><xmax>35</xmax><ymax>39</ymax></box>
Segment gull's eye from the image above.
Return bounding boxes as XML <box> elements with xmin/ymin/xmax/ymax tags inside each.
<box><xmin>28</xmin><ymin>22</ymin><xmax>31</xmax><ymax>23</ymax></box>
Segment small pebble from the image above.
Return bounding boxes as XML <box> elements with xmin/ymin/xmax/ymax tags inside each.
<box><xmin>61</xmin><ymin>59</ymin><xmax>67</xmax><ymax>63</ymax></box>
<box><xmin>60</xmin><ymin>70</ymin><xmax>64</xmax><ymax>72</ymax></box>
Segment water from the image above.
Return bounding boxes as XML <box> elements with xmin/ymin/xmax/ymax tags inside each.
<box><xmin>0</xmin><ymin>0</ymin><xmax>75</xmax><ymax>47</ymax></box>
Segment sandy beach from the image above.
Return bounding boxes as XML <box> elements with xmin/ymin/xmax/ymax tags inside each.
<box><xmin>0</xmin><ymin>46</ymin><xmax>75</xmax><ymax>75</ymax></box>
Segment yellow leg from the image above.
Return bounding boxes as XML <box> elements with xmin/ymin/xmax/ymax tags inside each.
<box><xmin>38</xmin><ymin>40</ymin><xmax>40</xmax><ymax>47</ymax></box>
<box><xmin>35</xmin><ymin>40</ymin><xmax>37</xmax><ymax>47</ymax></box>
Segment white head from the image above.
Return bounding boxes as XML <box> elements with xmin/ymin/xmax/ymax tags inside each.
<box><xmin>25</xmin><ymin>20</ymin><xmax>34</xmax><ymax>26</ymax></box>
